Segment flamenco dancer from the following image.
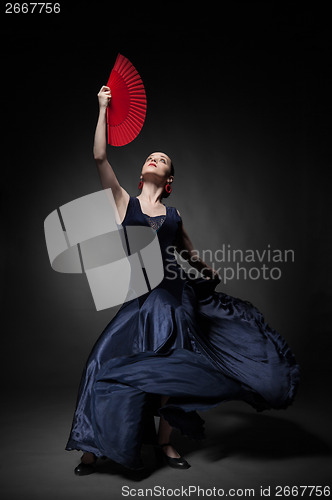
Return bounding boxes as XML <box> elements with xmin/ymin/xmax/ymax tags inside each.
<box><xmin>65</xmin><ymin>85</ymin><xmax>300</xmax><ymax>475</ymax></box>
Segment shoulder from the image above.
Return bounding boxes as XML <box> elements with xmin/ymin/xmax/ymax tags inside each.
<box><xmin>174</xmin><ymin>208</ymin><xmax>182</xmax><ymax>225</ymax></box>
<box><xmin>172</xmin><ymin>207</ymin><xmax>181</xmax><ymax>219</ymax></box>
<box><xmin>163</xmin><ymin>201</ymin><xmax>182</xmax><ymax>220</ymax></box>
<box><xmin>163</xmin><ymin>201</ymin><xmax>181</xmax><ymax>218</ymax></box>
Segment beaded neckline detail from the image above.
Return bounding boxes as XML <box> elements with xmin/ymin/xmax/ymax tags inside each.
<box><xmin>142</xmin><ymin>213</ymin><xmax>166</xmax><ymax>231</ymax></box>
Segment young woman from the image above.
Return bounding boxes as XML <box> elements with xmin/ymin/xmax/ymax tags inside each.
<box><xmin>65</xmin><ymin>86</ymin><xmax>300</xmax><ymax>476</ymax></box>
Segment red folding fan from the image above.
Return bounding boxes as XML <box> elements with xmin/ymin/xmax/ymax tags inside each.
<box><xmin>106</xmin><ymin>54</ymin><xmax>147</xmax><ymax>147</ymax></box>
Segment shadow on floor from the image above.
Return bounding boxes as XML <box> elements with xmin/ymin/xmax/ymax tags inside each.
<box><xmin>80</xmin><ymin>408</ymin><xmax>331</xmax><ymax>481</ymax></box>
<box><xmin>197</xmin><ymin>409</ymin><xmax>332</xmax><ymax>462</ymax></box>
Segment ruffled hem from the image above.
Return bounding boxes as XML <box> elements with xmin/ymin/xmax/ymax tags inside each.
<box><xmin>182</xmin><ymin>274</ymin><xmax>300</xmax><ymax>411</ymax></box>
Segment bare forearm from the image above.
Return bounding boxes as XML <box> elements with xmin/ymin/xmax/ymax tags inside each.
<box><xmin>93</xmin><ymin>86</ymin><xmax>122</xmax><ymax>192</ymax></box>
<box><xmin>93</xmin><ymin>107</ymin><xmax>107</xmax><ymax>161</ymax></box>
<box><xmin>188</xmin><ymin>253</ymin><xmax>210</xmax><ymax>274</ymax></box>
<box><xmin>176</xmin><ymin>224</ymin><xmax>221</xmax><ymax>280</ymax></box>
<box><xmin>179</xmin><ymin>248</ymin><xmax>219</xmax><ymax>279</ymax></box>
<box><xmin>181</xmin><ymin>249</ymin><xmax>210</xmax><ymax>273</ymax></box>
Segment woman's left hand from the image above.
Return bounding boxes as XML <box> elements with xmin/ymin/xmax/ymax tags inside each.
<box><xmin>202</xmin><ymin>266</ymin><xmax>221</xmax><ymax>281</ymax></box>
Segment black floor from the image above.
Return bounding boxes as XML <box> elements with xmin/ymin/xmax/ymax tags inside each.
<box><xmin>2</xmin><ymin>373</ymin><xmax>331</xmax><ymax>500</ymax></box>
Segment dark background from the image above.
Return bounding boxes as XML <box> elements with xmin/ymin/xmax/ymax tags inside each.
<box><xmin>1</xmin><ymin>2</ymin><xmax>332</xmax><ymax>498</ymax></box>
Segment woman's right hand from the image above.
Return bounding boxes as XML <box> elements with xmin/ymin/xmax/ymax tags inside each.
<box><xmin>97</xmin><ymin>85</ymin><xmax>111</xmax><ymax>110</ymax></box>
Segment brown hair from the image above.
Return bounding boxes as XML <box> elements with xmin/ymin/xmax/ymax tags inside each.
<box><xmin>161</xmin><ymin>161</ymin><xmax>175</xmax><ymax>199</ymax></box>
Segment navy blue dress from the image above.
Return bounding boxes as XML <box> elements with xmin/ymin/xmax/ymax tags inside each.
<box><xmin>65</xmin><ymin>196</ymin><xmax>300</xmax><ymax>469</ymax></box>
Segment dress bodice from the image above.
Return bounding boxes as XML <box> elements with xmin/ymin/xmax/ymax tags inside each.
<box><xmin>119</xmin><ymin>196</ymin><xmax>185</xmax><ymax>296</ymax></box>
<box><xmin>121</xmin><ymin>196</ymin><xmax>182</xmax><ymax>256</ymax></box>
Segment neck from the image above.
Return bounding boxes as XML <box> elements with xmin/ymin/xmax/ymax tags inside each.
<box><xmin>138</xmin><ymin>181</ymin><xmax>164</xmax><ymax>205</ymax></box>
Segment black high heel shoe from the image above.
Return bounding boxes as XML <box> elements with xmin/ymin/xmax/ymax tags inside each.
<box><xmin>155</xmin><ymin>442</ymin><xmax>191</xmax><ymax>469</ymax></box>
<box><xmin>74</xmin><ymin>454</ymin><xmax>98</xmax><ymax>476</ymax></box>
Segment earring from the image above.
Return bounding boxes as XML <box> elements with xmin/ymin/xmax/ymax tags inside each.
<box><xmin>138</xmin><ymin>180</ymin><xmax>143</xmax><ymax>189</ymax></box>
<box><xmin>165</xmin><ymin>183</ymin><xmax>172</xmax><ymax>194</ymax></box>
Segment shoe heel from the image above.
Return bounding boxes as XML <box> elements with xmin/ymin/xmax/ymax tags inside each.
<box><xmin>154</xmin><ymin>445</ymin><xmax>165</xmax><ymax>466</ymax></box>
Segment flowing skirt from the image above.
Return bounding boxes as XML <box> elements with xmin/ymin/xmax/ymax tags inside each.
<box><xmin>65</xmin><ymin>275</ymin><xmax>300</xmax><ymax>469</ymax></box>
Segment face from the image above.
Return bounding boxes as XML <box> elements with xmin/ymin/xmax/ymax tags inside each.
<box><xmin>142</xmin><ymin>152</ymin><xmax>172</xmax><ymax>181</ymax></box>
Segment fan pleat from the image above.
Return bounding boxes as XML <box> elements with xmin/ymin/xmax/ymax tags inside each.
<box><xmin>106</xmin><ymin>54</ymin><xmax>147</xmax><ymax>146</ymax></box>
<box><xmin>130</xmin><ymin>100</ymin><xmax>146</xmax><ymax>107</ymax></box>
<box><xmin>129</xmin><ymin>104</ymin><xmax>146</xmax><ymax>114</ymax></box>
<box><xmin>126</xmin><ymin>113</ymin><xmax>145</xmax><ymax>130</ymax></box>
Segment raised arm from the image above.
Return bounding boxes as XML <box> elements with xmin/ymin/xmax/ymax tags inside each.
<box><xmin>94</xmin><ymin>86</ymin><xmax>129</xmax><ymax>218</ymax></box>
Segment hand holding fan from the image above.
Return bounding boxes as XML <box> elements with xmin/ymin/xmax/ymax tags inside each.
<box><xmin>106</xmin><ymin>54</ymin><xmax>147</xmax><ymax>147</ymax></box>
